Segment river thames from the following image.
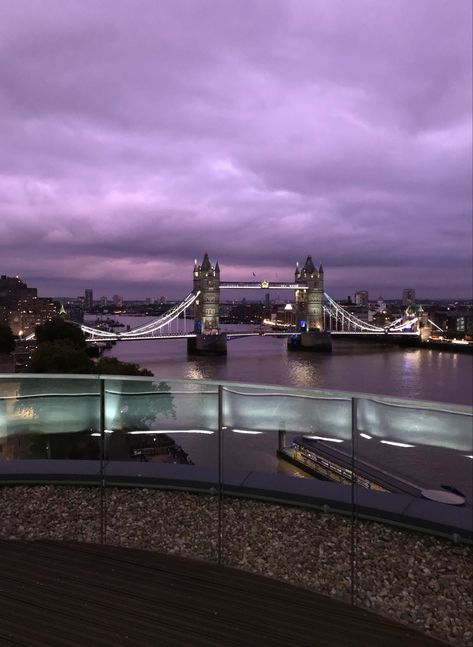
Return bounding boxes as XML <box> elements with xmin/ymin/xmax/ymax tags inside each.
<box><xmin>100</xmin><ymin>316</ymin><xmax>472</xmax><ymax>406</ymax></box>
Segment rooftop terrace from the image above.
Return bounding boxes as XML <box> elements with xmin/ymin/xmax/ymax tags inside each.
<box><xmin>0</xmin><ymin>375</ymin><xmax>471</xmax><ymax>645</ymax></box>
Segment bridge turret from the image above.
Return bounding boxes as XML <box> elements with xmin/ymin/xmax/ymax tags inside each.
<box><xmin>193</xmin><ymin>259</ymin><xmax>201</xmax><ymax>295</ymax></box>
<box><xmin>201</xmin><ymin>252</ymin><xmax>211</xmax><ymax>272</ymax></box>
<box><xmin>303</xmin><ymin>255</ymin><xmax>316</xmax><ymax>275</ymax></box>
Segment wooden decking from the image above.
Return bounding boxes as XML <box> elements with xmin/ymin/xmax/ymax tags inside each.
<box><xmin>0</xmin><ymin>540</ymin><xmax>445</xmax><ymax>647</ymax></box>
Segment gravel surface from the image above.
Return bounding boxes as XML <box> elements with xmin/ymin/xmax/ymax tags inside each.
<box><xmin>1</xmin><ymin>485</ymin><xmax>471</xmax><ymax>646</ymax></box>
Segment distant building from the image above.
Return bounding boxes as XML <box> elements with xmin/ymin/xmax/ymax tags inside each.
<box><xmin>375</xmin><ymin>297</ymin><xmax>387</xmax><ymax>313</ymax></box>
<box><xmin>402</xmin><ymin>289</ymin><xmax>416</xmax><ymax>307</ymax></box>
<box><xmin>100</xmin><ymin>296</ymin><xmax>108</xmax><ymax>307</ymax></box>
<box><xmin>65</xmin><ymin>303</ymin><xmax>84</xmax><ymax>323</ymax></box>
<box><xmin>354</xmin><ymin>291</ymin><xmax>369</xmax><ymax>308</ymax></box>
<box><xmin>84</xmin><ymin>289</ymin><xmax>94</xmax><ymax>311</ymax></box>
<box><xmin>0</xmin><ymin>304</ymin><xmax>8</xmax><ymax>327</ymax></box>
<box><xmin>0</xmin><ymin>274</ymin><xmax>57</xmax><ymax>336</ymax></box>
<box><xmin>0</xmin><ymin>275</ymin><xmax>37</xmax><ymax>310</ymax></box>
<box><xmin>113</xmin><ymin>294</ymin><xmax>123</xmax><ymax>308</ymax></box>
<box><xmin>431</xmin><ymin>306</ymin><xmax>473</xmax><ymax>337</ymax></box>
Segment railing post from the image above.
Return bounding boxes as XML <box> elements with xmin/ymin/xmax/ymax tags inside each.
<box><xmin>350</xmin><ymin>397</ymin><xmax>358</xmax><ymax>606</ymax></box>
<box><xmin>278</xmin><ymin>421</ymin><xmax>286</xmax><ymax>452</ymax></box>
<box><xmin>217</xmin><ymin>385</ymin><xmax>224</xmax><ymax>565</ymax></box>
<box><xmin>99</xmin><ymin>377</ymin><xmax>106</xmax><ymax>545</ymax></box>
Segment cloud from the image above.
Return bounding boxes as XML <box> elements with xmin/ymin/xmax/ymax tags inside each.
<box><xmin>0</xmin><ymin>0</ymin><xmax>471</xmax><ymax>298</ymax></box>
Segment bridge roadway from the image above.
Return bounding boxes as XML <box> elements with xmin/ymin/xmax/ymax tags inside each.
<box><xmin>87</xmin><ymin>330</ymin><xmax>421</xmax><ymax>342</ymax></box>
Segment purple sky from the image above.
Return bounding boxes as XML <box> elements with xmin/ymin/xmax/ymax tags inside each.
<box><xmin>1</xmin><ymin>0</ymin><xmax>471</xmax><ymax>300</ymax></box>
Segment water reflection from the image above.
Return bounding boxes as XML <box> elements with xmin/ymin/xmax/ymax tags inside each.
<box><xmin>287</xmin><ymin>356</ymin><xmax>322</xmax><ymax>388</ymax></box>
<box><xmin>402</xmin><ymin>350</ymin><xmax>422</xmax><ymax>371</ymax></box>
<box><xmin>186</xmin><ymin>361</ymin><xmax>208</xmax><ymax>381</ymax></box>
<box><xmin>186</xmin><ymin>357</ymin><xmax>227</xmax><ymax>381</ymax></box>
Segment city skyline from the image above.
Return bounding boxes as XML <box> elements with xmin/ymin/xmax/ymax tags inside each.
<box><xmin>1</xmin><ymin>1</ymin><xmax>471</xmax><ymax>299</ymax></box>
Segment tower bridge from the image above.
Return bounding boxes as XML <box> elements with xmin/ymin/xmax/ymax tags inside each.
<box><xmin>78</xmin><ymin>253</ymin><xmax>437</xmax><ymax>355</ymax></box>
<box><xmin>189</xmin><ymin>253</ymin><xmax>330</xmax><ymax>354</ymax></box>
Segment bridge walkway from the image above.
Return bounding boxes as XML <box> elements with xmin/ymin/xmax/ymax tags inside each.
<box><xmin>0</xmin><ymin>539</ymin><xmax>444</xmax><ymax>646</ymax></box>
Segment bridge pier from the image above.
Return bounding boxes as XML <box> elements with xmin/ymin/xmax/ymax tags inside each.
<box><xmin>288</xmin><ymin>331</ymin><xmax>332</xmax><ymax>352</ymax></box>
<box><xmin>187</xmin><ymin>333</ymin><xmax>227</xmax><ymax>356</ymax></box>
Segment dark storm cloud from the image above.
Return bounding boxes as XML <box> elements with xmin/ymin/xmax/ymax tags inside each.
<box><xmin>0</xmin><ymin>0</ymin><xmax>471</xmax><ymax>298</ymax></box>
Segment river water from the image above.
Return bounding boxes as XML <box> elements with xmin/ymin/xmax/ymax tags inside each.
<box><xmin>99</xmin><ymin>316</ymin><xmax>472</xmax><ymax>406</ymax></box>
<box><xmin>94</xmin><ymin>316</ymin><xmax>473</xmax><ymax>500</ymax></box>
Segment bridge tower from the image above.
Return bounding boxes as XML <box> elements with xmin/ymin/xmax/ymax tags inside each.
<box><xmin>417</xmin><ymin>305</ymin><xmax>432</xmax><ymax>342</ymax></box>
<box><xmin>291</xmin><ymin>255</ymin><xmax>332</xmax><ymax>352</ymax></box>
<box><xmin>193</xmin><ymin>252</ymin><xmax>221</xmax><ymax>332</ymax></box>
<box><xmin>188</xmin><ymin>253</ymin><xmax>227</xmax><ymax>355</ymax></box>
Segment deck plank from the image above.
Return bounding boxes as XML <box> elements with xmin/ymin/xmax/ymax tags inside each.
<box><xmin>0</xmin><ymin>540</ymin><xmax>446</xmax><ymax>647</ymax></box>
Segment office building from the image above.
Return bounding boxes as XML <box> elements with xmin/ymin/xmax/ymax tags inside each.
<box><xmin>84</xmin><ymin>289</ymin><xmax>94</xmax><ymax>311</ymax></box>
<box><xmin>402</xmin><ymin>289</ymin><xmax>416</xmax><ymax>307</ymax></box>
<box><xmin>0</xmin><ymin>275</ymin><xmax>57</xmax><ymax>336</ymax></box>
<box><xmin>354</xmin><ymin>291</ymin><xmax>369</xmax><ymax>308</ymax></box>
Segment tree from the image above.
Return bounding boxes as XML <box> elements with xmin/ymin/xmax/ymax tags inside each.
<box><xmin>29</xmin><ymin>319</ymin><xmax>92</xmax><ymax>374</ymax></box>
<box><xmin>0</xmin><ymin>323</ymin><xmax>15</xmax><ymax>354</ymax></box>
<box><xmin>35</xmin><ymin>318</ymin><xmax>87</xmax><ymax>349</ymax></box>
<box><xmin>28</xmin><ymin>340</ymin><xmax>94</xmax><ymax>374</ymax></box>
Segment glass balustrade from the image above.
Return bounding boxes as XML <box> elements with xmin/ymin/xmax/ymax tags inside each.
<box><xmin>0</xmin><ymin>374</ymin><xmax>103</xmax><ymax>544</ymax></box>
<box><xmin>351</xmin><ymin>394</ymin><xmax>473</xmax><ymax>638</ymax></box>
<box><xmin>102</xmin><ymin>377</ymin><xmax>220</xmax><ymax>561</ymax></box>
<box><xmin>219</xmin><ymin>382</ymin><xmax>354</xmax><ymax>602</ymax></box>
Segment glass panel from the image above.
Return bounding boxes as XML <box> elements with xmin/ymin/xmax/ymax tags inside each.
<box><xmin>0</xmin><ymin>375</ymin><xmax>102</xmax><ymax>543</ymax></box>
<box><xmin>102</xmin><ymin>377</ymin><xmax>219</xmax><ymax>562</ymax></box>
<box><xmin>353</xmin><ymin>395</ymin><xmax>473</xmax><ymax>644</ymax></box>
<box><xmin>355</xmin><ymin>397</ymin><xmax>473</xmax><ymax>503</ymax></box>
<box><xmin>220</xmin><ymin>383</ymin><xmax>354</xmax><ymax>603</ymax></box>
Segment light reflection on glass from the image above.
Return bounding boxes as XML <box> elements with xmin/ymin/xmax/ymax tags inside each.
<box><xmin>380</xmin><ymin>440</ymin><xmax>415</xmax><ymax>448</ymax></box>
<box><xmin>126</xmin><ymin>429</ymin><xmax>214</xmax><ymax>435</ymax></box>
<box><xmin>304</xmin><ymin>435</ymin><xmax>344</xmax><ymax>443</ymax></box>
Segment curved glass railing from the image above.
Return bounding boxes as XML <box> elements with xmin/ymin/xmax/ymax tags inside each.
<box><xmin>0</xmin><ymin>374</ymin><xmax>472</xmax><ymax>642</ymax></box>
